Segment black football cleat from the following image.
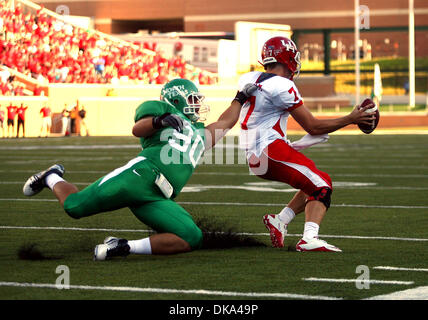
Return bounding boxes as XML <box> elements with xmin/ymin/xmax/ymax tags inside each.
<box><xmin>94</xmin><ymin>237</ymin><xmax>131</xmax><ymax>261</ymax></box>
<box><xmin>23</xmin><ymin>164</ymin><xmax>65</xmax><ymax>196</ymax></box>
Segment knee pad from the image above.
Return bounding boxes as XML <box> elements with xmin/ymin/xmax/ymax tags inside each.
<box><xmin>307</xmin><ymin>187</ymin><xmax>332</xmax><ymax>209</ymax></box>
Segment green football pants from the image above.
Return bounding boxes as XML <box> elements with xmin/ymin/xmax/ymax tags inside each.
<box><xmin>63</xmin><ymin>156</ymin><xmax>203</xmax><ymax>249</ymax></box>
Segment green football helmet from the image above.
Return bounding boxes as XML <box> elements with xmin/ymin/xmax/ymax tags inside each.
<box><xmin>160</xmin><ymin>79</ymin><xmax>208</xmax><ymax>122</ymax></box>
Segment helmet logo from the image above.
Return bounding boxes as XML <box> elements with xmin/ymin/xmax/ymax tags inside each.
<box><xmin>162</xmin><ymin>85</ymin><xmax>189</xmax><ymax>100</ymax></box>
<box><xmin>281</xmin><ymin>39</ymin><xmax>296</xmax><ymax>53</ymax></box>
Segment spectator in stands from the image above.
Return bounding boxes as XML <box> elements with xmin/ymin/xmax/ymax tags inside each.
<box><xmin>39</xmin><ymin>104</ymin><xmax>51</xmax><ymax>138</ymax></box>
<box><xmin>0</xmin><ymin>3</ymin><xmax>217</xmax><ymax>87</ymax></box>
<box><xmin>33</xmin><ymin>85</ymin><xmax>44</xmax><ymax>96</ymax></box>
<box><xmin>0</xmin><ymin>79</ymin><xmax>11</xmax><ymax>95</ymax></box>
<box><xmin>6</xmin><ymin>102</ymin><xmax>17</xmax><ymax>138</ymax></box>
<box><xmin>13</xmin><ymin>82</ymin><xmax>24</xmax><ymax>96</ymax></box>
<box><xmin>16</xmin><ymin>102</ymin><xmax>28</xmax><ymax>138</ymax></box>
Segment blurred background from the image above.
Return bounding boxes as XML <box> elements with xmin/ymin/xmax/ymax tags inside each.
<box><xmin>1</xmin><ymin>0</ymin><xmax>427</xmax><ymax>137</ymax></box>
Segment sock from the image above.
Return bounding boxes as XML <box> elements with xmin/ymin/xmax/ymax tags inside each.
<box><xmin>45</xmin><ymin>173</ymin><xmax>65</xmax><ymax>190</ymax></box>
<box><xmin>128</xmin><ymin>237</ymin><xmax>152</xmax><ymax>255</ymax></box>
<box><xmin>303</xmin><ymin>222</ymin><xmax>320</xmax><ymax>240</ymax></box>
<box><xmin>278</xmin><ymin>207</ymin><xmax>295</xmax><ymax>224</ymax></box>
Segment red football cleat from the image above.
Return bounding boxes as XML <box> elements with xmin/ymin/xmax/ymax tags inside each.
<box><xmin>263</xmin><ymin>214</ymin><xmax>287</xmax><ymax>248</ymax></box>
<box><xmin>296</xmin><ymin>237</ymin><xmax>342</xmax><ymax>252</ymax></box>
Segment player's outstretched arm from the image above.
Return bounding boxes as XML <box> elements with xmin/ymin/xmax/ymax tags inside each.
<box><xmin>204</xmin><ymin>100</ymin><xmax>242</xmax><ymax>150</ymax></box>
<box><xmin>290</xmin><ymin>102</ymin><xmax>376</xmax><ymax>136</ymax></box>
<box><xmin>204</xmin><ymin>84</ymin><xmax>257</xmax><ymax>149</ymax></box>
<box><xmin>132</xmin><ymin>117</ymin><xmax>158</xmax><ymax>137</ymax></box>
<box><xmin>132</xmin><ymin>114</ymin><xmax>184</xmax><ymax>137</ymax></box>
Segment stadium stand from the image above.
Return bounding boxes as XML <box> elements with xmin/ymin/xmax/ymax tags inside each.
<box><xmin>0</xmin><ymin>1</ymin><xmax>216</xmax><ymax>96</ymax></box>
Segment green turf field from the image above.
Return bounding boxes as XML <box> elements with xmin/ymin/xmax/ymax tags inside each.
<box><xmin>0</xmin><ymin>134</ymin><xmax>427</xmax><ymax>300</ymax></box>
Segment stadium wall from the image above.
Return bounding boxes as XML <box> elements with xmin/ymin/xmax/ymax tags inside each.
<box><xmin>0</xmin><ymin>85</ymin><xmax>238</xmax><ymax>137</ymax></box>
<box><xmin>2</xmin><ymin>85</ymin><xmax>428</xmax><ymax>138</ymax></box>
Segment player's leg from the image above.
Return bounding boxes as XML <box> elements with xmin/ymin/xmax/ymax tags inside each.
<box><xmin>52</xmin><ymin>181</ymin><xmax>79</xmax><ymax>206</ymax></box>
<box><xmin>281</xmin><ymin>189</ymin><xmax>307</xmax><ymax>221</ymax></box>
<box><xmin>22</xmin><ymin>163</ymin><xmax>84</xmax><ymax>209</ymax></box>
<box><xmin>261</xmin><ymin>190</ymin><xmax>307</xmax><ymax>248</ymax></box>
<box><xmin>255</xmin><ymin>139</ymin><xmax>340</xmax><ymax>251</ymax></box>
<box><xmin>130</xmin><ymin>200</ymin><xmax>202</xmax><ymax>253</ymax></box>
<box><xmin>23</xmin><ymin>156</ymin><xmax>158</xmax><ymax>219</ymax></box>
<box><xmin>265</xmin><ymin>189</ymin><xmax>308</xmax><ymax>244</ymax></box>
<box><xmin>94</xmin><ymin>200</ymin><xmax>203</xmax><ymax>260</ymax></box>
<box><xmin>62</xmin><ymin>156</ymin><xmax>161</xmax><ymax>219</ymax></box>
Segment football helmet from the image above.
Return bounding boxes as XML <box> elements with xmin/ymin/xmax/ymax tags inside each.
<box><xmin>261</xmin><ymin>36</ymin><xmax>301</xmax><ymax>79</ymax></box>
<box><xmin>160</xmin><ymin>79</ymin><xmax>209</xmax><ymax>122</ymax></box>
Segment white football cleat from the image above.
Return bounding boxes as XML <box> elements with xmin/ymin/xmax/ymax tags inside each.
<box><xmin>23</xmin><ymin>164</ymin><xmax>65</xmax><ymax>196</ymax></box>
<box><xmin>296</xmin><ymin>237</ymin><xmax>342</xmax><ymax>252</ymax></box>
<box><xmin>263</xmin><ymin>214</ymin><xmax>287</xmax><ymax>248</ymax></box>
<box><xmin>94</xmin><ymin>236</ymin><xmax>130</xmax><ymax>261</ymax></box>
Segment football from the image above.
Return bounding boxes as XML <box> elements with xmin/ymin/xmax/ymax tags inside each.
<box><xmin>357</xmin><ymin>98</ymin><xmax>380</xmax><ymax>134</ymax></box>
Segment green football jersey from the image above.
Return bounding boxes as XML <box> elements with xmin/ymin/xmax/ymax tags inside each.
<box><xmin>134</xmin><ymin>100</ymin><xmax>205</xmax><ymax>197</ymax></box>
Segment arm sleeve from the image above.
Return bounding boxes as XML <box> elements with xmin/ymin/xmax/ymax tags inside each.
<box><xmin>134</xmin><ymin>101</ymin><xmax>168</xmax><ymax>123</ymax></box>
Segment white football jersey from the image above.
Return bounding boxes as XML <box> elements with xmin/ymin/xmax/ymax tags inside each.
<box><xmin>238</xmin><ymin>71</ymin><xmax>303</xmax><ymax>158</ymax></box>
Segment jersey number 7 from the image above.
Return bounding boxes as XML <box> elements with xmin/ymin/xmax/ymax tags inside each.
<box><xmin>240</xmin><ymin>96</ymin><xmax>256</xmax><ymax>130</ymax></box>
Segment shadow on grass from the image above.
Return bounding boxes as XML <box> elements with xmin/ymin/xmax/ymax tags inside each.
<box><xmin>195</xmin><ymin>217</ymin><xmax>267</xmax><ymax>249</ymax></box>
<box><xmin>17</xmin><ymin>243</ymin><xmax>63</xmax><ymax>260</ymax></box>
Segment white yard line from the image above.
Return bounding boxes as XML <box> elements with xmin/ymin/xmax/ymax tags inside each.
<box><xmin>0</xmin><ymin>181</ymin><xmax>90</xmax><ymax>186</ymax></box>
<box><xmin>366</xmin><ymin>286</ymin><xmax>428</xmax><ymax>300</ymax></box>
<box><xmin>0</xmin><ymin>225</ymin><xmax>153</xmax><ymax>233</ymax></box>
<box><xmin>0</xmin><ymin>145</ymin><xmax>141</xmax><ymax>150</ymax></box>
<box><xmin>0</xmin><ymin>144</ymin><xmax>235</xmax><ymax>151</ymax></box>
<box><xmin>3</xmin><ymin>181</ymin><xmax>428</xmax><ymax>191</ymax></box>
<box><xmin>303</xmin><ymin>277</ymin><xmax>414</xmax><ymax>285</ymax></box>
<box><xmin>1</xmin><ymin>198</ymin><xmax>428</xmax><ymax>210</ymax></box>
<box><xmin>1</xmin><ymin>225</ymin><xmax>427</xmax><ymax>242</ymax></box>
<box><xmin>0</xmin><ymin>281</ymin><xmax>341</xmax><ymax>300</ymax></box>
<box><xmin>178</xmin><ymin>201</ymin><xmax>428</xmax><ymax>210</ymax></box>
<box><xmin>373</xmin><ymin>266</ymin><xmax>428</xmax><ymax>272</ymax></box>
<box><xmin>2</xmin><ymin>165</ymin><xmax>428</xmax><ymax>172</ymax></box>
<box><xmin>193</xmin><ymin>172</ymin><xmax>428</xmax><ymax>178</ymax></box>
<box><xmin>0</xmin><ymin>170</ymin><xmax>108</xmax><ymax>174</ymax></box>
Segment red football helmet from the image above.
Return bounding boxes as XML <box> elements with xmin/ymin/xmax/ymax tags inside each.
<box><xmin>261</xmin><ymin>36</ymin><xmax>301</xmax><ymax>79</ymax></box>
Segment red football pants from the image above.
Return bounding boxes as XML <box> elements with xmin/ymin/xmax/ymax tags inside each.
<box><xmin>248</xmin><ymin>139</ymin><xmax>332</xmax><ymax>195</ymax></box>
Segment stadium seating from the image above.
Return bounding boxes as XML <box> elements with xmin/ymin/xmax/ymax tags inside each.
<box><xmin>0</xmin><ymin>2</ymin><xmax>216</xmax><ymax>95</ymax></box>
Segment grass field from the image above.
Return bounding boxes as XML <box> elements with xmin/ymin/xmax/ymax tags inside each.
<box><xmin>0</xmin><ymin>134</ymin><xmax>427</xmax><ymax>301</ymax></box>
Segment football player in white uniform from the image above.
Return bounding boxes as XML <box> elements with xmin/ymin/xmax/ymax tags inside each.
<box><xmin>238</xmin><ymin>36</ymin><xmax>375</xmax><ymax>252</ymax></box>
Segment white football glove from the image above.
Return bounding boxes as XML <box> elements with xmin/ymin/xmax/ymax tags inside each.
<box><xmin>290</xmin><ymin>134</ymin><xmax>330</xmax><ymax>151</ymax></box>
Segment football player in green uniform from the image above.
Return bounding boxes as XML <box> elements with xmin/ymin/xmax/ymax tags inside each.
<box><xmin>23</xmin><ymin>79</ymin><xmax>253</xmax><ymax>260</ymax></box>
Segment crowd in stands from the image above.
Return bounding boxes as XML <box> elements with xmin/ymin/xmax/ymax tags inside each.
<box><xmin>0</xmin><ymin>2</ymin><xmax>216</xmax><ymax>95</ymax></box>
<box><xmin>0</xmin><ymin>68</ymin><xmax>26</xmax><ymax>95</ymax></box>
